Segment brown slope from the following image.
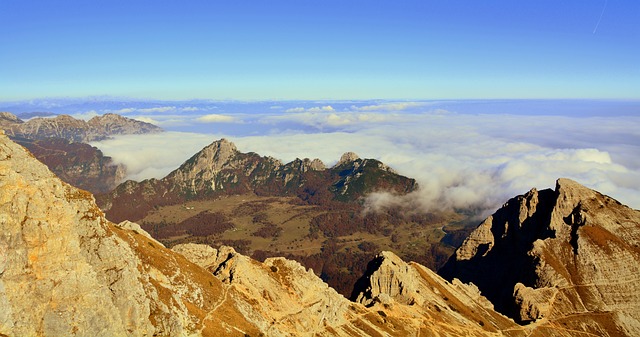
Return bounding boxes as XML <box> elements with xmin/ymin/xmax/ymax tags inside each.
<box><xmin>0</xmin><ymin>130</ymin><xmax>519</xmax><ymax>337</ymax></box>
<box><xmin>12</xmin><ymin>136</ymin><xmax>126</xmax><ymax>194</ymax></box>
<box><xmin>3</xmin><ymin>131</ymin><xmax>634</xmax><ymax>336</ymax></box>
<box><xmin>0</xmin><ymin>130</ymin><xmax>260</xmax><ymax>336</ymax></box>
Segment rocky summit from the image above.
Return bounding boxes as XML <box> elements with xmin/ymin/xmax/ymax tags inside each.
<box><xmin>98</xmin><ymin>138</ymin><xmax>417</xmax><ymax>223</ymax></box>
<box><xmin>1</xmin><ymin>131</ymin><xmax>639</xmax><ymax>336</ymax></box>
<box><xmin>440</xmin><ymin>178</ymin><xmax>640</xmax><ymax>334</ymax></box>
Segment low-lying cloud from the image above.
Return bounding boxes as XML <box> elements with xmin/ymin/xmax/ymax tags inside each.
<box><xmin>90</xmin><ymin>132</ymin><xmax>215</xmax><ymax>181</ymax></box>
<box><xmin>90</xmin><ymin>104</ymin><xmax>640</xmax><ymax>217</ymax></box>
<box><xmin>285</xmin><ymin>105</ymin><xmax>336</xmax><ymax>113</ymax></box>
<box><xmin>195</xmin><ymin>114</ymin><xmax>238</xmax><ymax>123</ymax></box>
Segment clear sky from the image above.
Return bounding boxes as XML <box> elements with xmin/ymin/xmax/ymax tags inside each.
<box><xmin>1</xmin><ymin>0</ymin><xmax>639</xmax><ymax>100</ymax></box>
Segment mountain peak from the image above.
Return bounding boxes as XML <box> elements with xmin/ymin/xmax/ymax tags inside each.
<box><xmin>336</xmin><ymin>151</ymin><xmax>360</xmax><ymax>166</ymax></box>
<box><xmin>440</xmin><ymin>177</ymin><xmax>640</xmax><ymax>327</ymax></box>
<box><xmin>0</xmin><ymin>112</ymin><xmax>23</xmax><ymax>125</ymax></box>
<box><xmin>186</xmin><ymin>138</ymin><xmax>239</xmax><ymax>169</ymax></box>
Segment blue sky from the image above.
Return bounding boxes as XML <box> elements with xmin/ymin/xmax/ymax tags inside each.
<box><xmin>1</xmin><ymin>0</ymin><xmax>639</xmax><ymax>100</ymax></box>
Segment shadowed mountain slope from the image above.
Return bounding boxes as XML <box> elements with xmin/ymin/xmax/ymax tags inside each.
<box><xmin>440</xmin><ymin>178</ymin><xmax>640</xmax><ymax>334</ymax></box>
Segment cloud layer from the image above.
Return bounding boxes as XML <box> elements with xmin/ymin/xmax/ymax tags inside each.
<box><xmin>86</xmin><ymin>100</ymin><xmax>640</xmax><ymax>216</ymax></box>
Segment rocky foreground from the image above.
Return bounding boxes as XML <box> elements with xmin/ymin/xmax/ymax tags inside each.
<box><xmin>1</xmin><ymin>131</ymin><xmax>639</xmax><ymax>336</ymax></box>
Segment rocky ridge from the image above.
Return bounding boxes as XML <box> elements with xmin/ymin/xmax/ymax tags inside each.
<box><xmin>440</xmin><ymin>178</ymin><xmax>640</xmax><ymax>334</ymax></box>
<box><xmin>98</xmin><ymin>138</ymin><xmax>417</xmax><ymax>223</ymax></box>
<box><xmin>0</xmin><ymin>130</ymin><xmax>516</xmax><ymax>336</ymax></box>
<box><xmin>0</xmin><ymin>112</ymin><xmax>162</xmax><ymax>142</ymax></box>
<box><xmin>1</xmin><ymin>132</ymin><xmax>639</xmax><ymax>336</ymax></box>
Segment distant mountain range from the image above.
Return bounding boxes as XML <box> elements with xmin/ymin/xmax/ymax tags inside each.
<box><xmin>0</xmin><ymin>111</ymin><xmax>162</xmax><ymax>142</ymax></box>
<box><xmin>2</xmin><ymin>131</ymin><xmax>639</xmax><ymax>336</ymax></box>
<box><xmin>0</xmin><ymin>111</ymin><xmax>162</xmax><ymax>194</ymax></box>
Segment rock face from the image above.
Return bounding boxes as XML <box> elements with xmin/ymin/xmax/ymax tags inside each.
<box><xmin>0</xmin><ymin>130</ymin><xmax>260</xmax><ymax>336</ymax></box>
<box><xmin>0</xmin><ymin>112</ymin><xmax>162</xmax><ymax>142</ymax></box>
<box><xmin>0</xmin><ymin>132</ymin><xmax>513</xmax><ymax>336</ymax></box>
<box><xmin>174</xmin><ymin>244</ymin><xmax>526</xmax><ymax>336</ymax></box>
<box><xmin>440</xmin><ymin>178</ymin><xmax>640</xmax><ymax>335</ymax></box>
<box><xmin>98</xmin><ymin>138</ymin><xmax>417</xmax><ymax>223</ymax></box>
<box><xmin>2</xmin><ymin>132</ymin><xmax>639</xmax><ymax>336</ymax></box>
<box><xmin>12</xmin><ymin>136</ymin><xmax>126</xmax><ymax>194</ymax></box>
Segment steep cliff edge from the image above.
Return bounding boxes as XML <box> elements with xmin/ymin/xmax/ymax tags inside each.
<box><xmin>12</xmin><ymin>136</ymin><xmax>126</xmax><ymax>194</ymax></box>
<box><xmin>0</xmin><ymin>131</ymin><xmax>259</xmax><ymax>336</ymax></box>
<box><xmin>440</xmin><ymin>178</ymin><xmax>640</xmax><ymax>335</ymax></box>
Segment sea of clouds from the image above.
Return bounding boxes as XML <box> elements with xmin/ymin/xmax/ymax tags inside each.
<box><xmin>70</xmin><ymin>99</ymin><xmax>640</xmax><ymax>217</ymax></box>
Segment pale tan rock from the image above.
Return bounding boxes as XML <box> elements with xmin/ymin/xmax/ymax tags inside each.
<box><xmin>513</xmin><ymin>283</ymin><xmax>557</xmax><ymax>322</ymax></box>
<box><xmin>0</xmin><ymin>133</ymin><xmax>258</xmax><ymax>336</ymax></box>
<box><xmin>4</xmin><ymin>129</ymin><xmax>639</xmax><ymax>337</ymax></box>
<box><xmin>335</xmin><ymin>152</ymin><xmax>360</xmax><ymax>166</ymax></box>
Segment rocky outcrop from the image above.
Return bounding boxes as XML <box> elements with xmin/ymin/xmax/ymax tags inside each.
<box><xmin>0</xmin><ymin>112</ymin><xmax>22</xmax><ymax>127</ymax></box>
<box><xmin>440</xmin><ymin>178</ymin><xmax>640</xmax><ymax>335</ymax></box>
<box><xmin>3</xmin><ymin>131</ymin><xmax>639</xmax><ymax>336</ymax></box>
<box><xmin>350</xmin><ymin>251</ymin><xmax>520</xmax><ymax>336</ymax></box>
<box><xmin>0</xmin><ymin>112</ymin><xmax>162</xmax><ymax>142</ymax></box>
<box><xmin>99</xmin><ymin>138</ymin><xmax>416</xmax><ymax>223</ymax></box>
<box><xmin>13</xmin><ymin>136</ymin><xmax>126</xmax><ymax>194</ymax></box>
<box><xmin>0</xmin><ymin>131</ymin><xmax>259</xmax><ymax>336</ymax></box>
<box><xmin>175</xmin><ymin>244</ymin><xmax>529</xmax><ymax>336</ymax></box>
<box><xmin>0</xmin><ymin>133</ymin><xmax>515</xmax><ymax>337</ymax></box>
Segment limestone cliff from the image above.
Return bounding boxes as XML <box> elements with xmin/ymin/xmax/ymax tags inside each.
<box><xmin>0</xmin><ymin>131</ymin><xmax>514</xmax><ymax>336</ymax></box>
<box><xmin>440</xmin><ymin>178</ymin><xmax>640</xmax><ymax>335</ymax></box>
<box><xmin>0</xmin><ymin>131</ymin><xmax>258</xmax><ymax>336</ymax></box>
<box><xmin>174</xmin><ymin>244</ymin><xmax>529</xmax><ymax>336</ymax></box>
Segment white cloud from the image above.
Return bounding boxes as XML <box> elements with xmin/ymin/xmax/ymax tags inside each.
<box><xmin>285</xmin><ymin>105</ymin><xmax>335</xmax><ymax>113</ymax></box>
<box><xmin>137</xmin><ymin>106</ymin><xmax>176</xmax><ymax>113</ymax></box>
<box><xmin>131</xmin><ymin>116</ymin><xmax>160</xmax><ymax>125</ymax></box>
<box><xmin>90</xmin><ymin>132</ymin><xmax>215</xmax><ymax>181</ymax></box>
<box><xmin>352</xmin><ymin>102</ymin><xmax>427</xmax><ymax>111</ymax></box>
<box><xmin>195</xmin><ymin>114</ymin><xmax>237</xmax><ymax>123</ymax></box>
<box><xmin>107</xmin><ymin>106</ymin><xmax>201</xmax><ymax>115</ymax></box>
<box><xmin>90</xmin><ymin>109</ymin><xmax>640</xmax><ymax>216</ymax></box>
<box><xmin>111</xmin><ymin>108</ymin><xmax>136</xmax><ymax>114</ymax></box>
